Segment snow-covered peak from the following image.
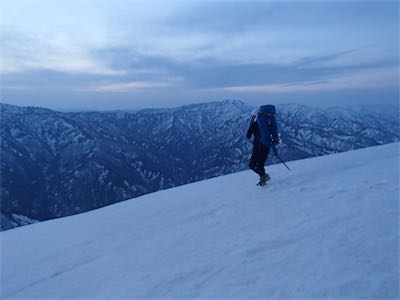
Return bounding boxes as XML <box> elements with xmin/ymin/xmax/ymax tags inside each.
<box><xmin>0</xmin><ymin>102</ymin><xmax>55</xmax><ymax>115</ymax></box>
<box><xmin>1</xmin><ymin>101</ymin><xmax>399</xmax><ymax>231</ymax></box>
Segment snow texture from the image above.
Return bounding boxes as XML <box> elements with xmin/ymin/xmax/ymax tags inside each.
<box><xmin>1</xmin><ymin>143</ymin><xmax>399</xmax><ymax>299</ymax></box>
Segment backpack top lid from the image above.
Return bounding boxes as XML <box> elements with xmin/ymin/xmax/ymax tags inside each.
<box><xmin>259</xmin><ymin>105</ymin><xmax>276</xmax><ymax>115</ymax></box>
<box><xmin>250</xmin><ymin>108</ymin><xmax>259</xmax><ymax>116</ymax></box>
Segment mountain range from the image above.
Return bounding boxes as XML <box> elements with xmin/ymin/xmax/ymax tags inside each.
<box><xmin>1</xmin><ymin>100</ymin><xmax>399</xmax><ymax>230</ymax></box>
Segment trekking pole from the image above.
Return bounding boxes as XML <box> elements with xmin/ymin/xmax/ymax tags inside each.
<box><xmin>272</xmin><ymin>146</ymin><xmax>291</xmax><ymax>171</ymax></box>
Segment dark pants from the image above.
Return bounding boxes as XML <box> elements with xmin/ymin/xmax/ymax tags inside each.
<box><xmin>249</xmin><ymin>144</ymin><xmax>270</xmax><ymax>177</ymax></box>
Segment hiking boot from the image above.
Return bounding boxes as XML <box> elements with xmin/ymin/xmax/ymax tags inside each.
<box><xmin>258</xmin><ymin>173</ymin><xmax>270</xmax><ymax>186</ymax></box>
<box><xmin>265</xmin><ymin>173</ymin><xmax>271</xmax><ymax>181</ymax></box>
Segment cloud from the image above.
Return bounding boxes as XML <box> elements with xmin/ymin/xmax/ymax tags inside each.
<box><xmin>0</xmin><ymin>28</ymin><xmax>125</xmax><ymax>75</ymax></box>
<box><xmin>81</xmin><ymin>78</ymin><xmax>181</xmax><ymax>93</ymax></box>
<box><xmin>2</xmin><ymin>1</ymin><xmax>397</xmax><ymax>75</ymax></box>
<box><xmin>1</xmin><ymin>0</ymin><xmax>398</xmax><ymax>109</ymax></box>
<box><xmin>211</xmin><ymin>67</ymin><xmax>398</xmax><ymax>94</ymax></box>
<box><xmin>0</xmin><ymin>85</ymin><xmax>28</xmax><ymax>91</ymax></box>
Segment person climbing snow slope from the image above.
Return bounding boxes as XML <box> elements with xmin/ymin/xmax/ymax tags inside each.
<box><xmin>247</xmin><ymin>105</ymin><xmax>279</xmax><ymax>186</ymax></box>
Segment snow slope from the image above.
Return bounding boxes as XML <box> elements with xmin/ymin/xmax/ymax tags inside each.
<box><xmin>1</xmin><ymin>143</ymin><xmax>399</xmax><ymax>299</ymax></box>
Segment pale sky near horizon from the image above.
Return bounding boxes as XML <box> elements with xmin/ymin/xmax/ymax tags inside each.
<box><xmin>0</xmin><ymin>0</ymin><xmax>398</xmax><ymax>111</ymax></box>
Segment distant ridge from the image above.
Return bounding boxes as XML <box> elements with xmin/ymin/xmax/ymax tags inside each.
<box><xmin>1</xmin><ymin>101</ymin><xmax>399</xmax><ymax>230</ymax></box>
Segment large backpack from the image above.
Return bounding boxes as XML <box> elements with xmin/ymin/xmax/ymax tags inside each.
<box><xmin>257</xmin><ymin>105</ymin><xmax>279</xmax><ymax>147</ymax></box>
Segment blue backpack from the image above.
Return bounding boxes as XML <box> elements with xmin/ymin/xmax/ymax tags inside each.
<box><xmin>257</xmin><ymin>105</ymin><xmax>279</xmax><ymax>147</ymax></box>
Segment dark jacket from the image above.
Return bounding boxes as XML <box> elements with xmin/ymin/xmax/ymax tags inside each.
<box><xmin>247</xmin><ymin>119</ymin><xmax>262</xmax><ymax>146</ymax></box>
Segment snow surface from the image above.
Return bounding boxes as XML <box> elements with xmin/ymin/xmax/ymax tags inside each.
<box><xmin>1</xmin><ymin>143</ymin><xmax>399</xmax><ymax>299</ymax></box>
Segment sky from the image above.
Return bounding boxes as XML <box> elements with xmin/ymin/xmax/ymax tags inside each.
<box><xmin>0</xmin><ymin>0</ymin><xmax>398</xmax><ymax>111</ymax></box>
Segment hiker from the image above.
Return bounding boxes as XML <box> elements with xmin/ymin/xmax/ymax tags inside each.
<box><xmin>247</xmin><ymin>109</ymin><xmax>271</xmax><ymax>186</ymax></box>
